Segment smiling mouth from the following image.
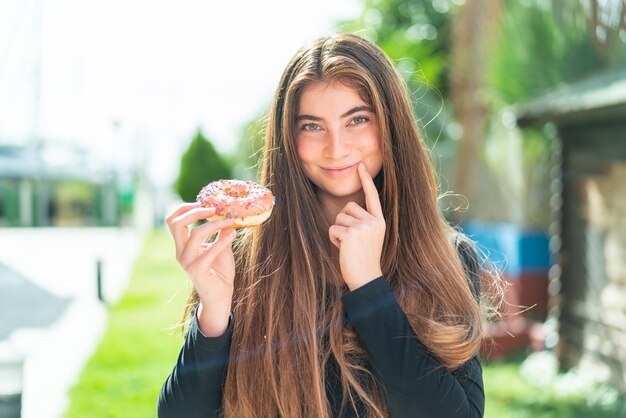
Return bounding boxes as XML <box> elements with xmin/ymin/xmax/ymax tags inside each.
<box><xmin>321</xmin><ymin>163</ymin><xmax>359</xmax><ymax>176</ymax></box>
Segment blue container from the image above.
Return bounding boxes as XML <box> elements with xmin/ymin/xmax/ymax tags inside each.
<box><xmin>460</xmin><ymin>222</ymin><xmax>550</xmax><ymax>278</ymax></box>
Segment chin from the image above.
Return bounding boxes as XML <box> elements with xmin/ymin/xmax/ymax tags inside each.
<box><xmin>321</xmin><ymin>183</ymin><xmax>362</xmax><ymax>199</ymax></box>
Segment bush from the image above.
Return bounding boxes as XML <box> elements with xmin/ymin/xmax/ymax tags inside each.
<box><xmin>174</xmin><ymin>129</ymin><xmax>232</xmax><ymax>202</ymax></box>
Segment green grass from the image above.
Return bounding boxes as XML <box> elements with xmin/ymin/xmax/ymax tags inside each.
<box><xmin>65</xmin><ymin>229</ymin><xmax>626</xmax><ymax>417</ymax></box>
<box><xmin>64</xmin><ymin>229</ymin><xmax>190</xmax><ymax>418</ymax></box>
<box><xmin>484</xmin><ymin>354</ymin><xmax>626</xmax><ymax>418</ymax></box>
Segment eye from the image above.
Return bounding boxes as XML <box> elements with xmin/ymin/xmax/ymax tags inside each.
<box><xmin>350</xmin><ymin>116</ymin><xmax>370</xmax><ymax>125</ymax></box>
<box><xmin>300</xmin><ymin>123</ymin><xmax>321</xmax><ymax>132</ymax></box>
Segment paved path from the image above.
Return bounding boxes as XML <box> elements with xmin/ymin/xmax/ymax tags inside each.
<box><xmin>0</xmin><ymin>262</ymin><xmax>70</xmax><ymax>341</ymax></box>
<box><xmin>0</xmin><ymin>227</ymin><xmax>143</xmax><ymax>418</ymax></box>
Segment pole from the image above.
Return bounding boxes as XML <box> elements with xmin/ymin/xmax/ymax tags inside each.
<box><xmin>96</xmin><ymin>259</ymin><xmax>105</xmax><ymax>304</ymax></box>
<box><xmin>0</xmin><ymin>342</ymin><xmax>24</xmax><ymax>418</ymax></box>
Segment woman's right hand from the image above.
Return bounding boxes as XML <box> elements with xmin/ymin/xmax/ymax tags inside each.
<box><xmin>165</xmin><ymin>202</ymin><xmax>237</xmax><ymax>337</ymax></box>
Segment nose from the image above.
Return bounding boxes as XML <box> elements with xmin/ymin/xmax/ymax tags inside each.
<box><xmin>325</xmin><ymin>127</ymin><xmax>350</xmax><ymax>159</ymax></box>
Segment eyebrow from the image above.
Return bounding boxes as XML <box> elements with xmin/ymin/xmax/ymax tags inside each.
<box><xmin>296</xmin><ymin>105</ymin><xmax>374</xmax><ymax>122</ymax></box>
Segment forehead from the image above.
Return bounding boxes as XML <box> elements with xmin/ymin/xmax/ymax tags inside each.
<box><xmin>297</xmin><ymin>80</ymin><xmax>369</xmax><ymax>113</ymax></box>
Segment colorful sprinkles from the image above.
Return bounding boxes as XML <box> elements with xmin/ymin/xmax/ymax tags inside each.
<box><xmin>196</xmin><ymin>179</ymin><xmax>275</xmax><ymax>226</ymax></box>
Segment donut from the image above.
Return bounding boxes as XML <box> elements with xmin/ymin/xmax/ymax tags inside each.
<box><xmin>196</xmin><ymin>179</ymin><xmax>275</xmax><ymax>228</ymax></box>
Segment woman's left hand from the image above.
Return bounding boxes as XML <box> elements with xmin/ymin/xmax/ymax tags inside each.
<box><xmin>329</xmin><ymin>163</ymin><xmax>386</xmax><ymax>290</ymax></box>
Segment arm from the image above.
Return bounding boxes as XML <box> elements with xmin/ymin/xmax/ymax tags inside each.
<box><xmin>342</xmin><ymin>278</ymin><xmax>484</xmax><ymax>418</ymax></box>
<box><xmin>160</xmin><ymin>203</ymin><xmax>238</xmax><ymax>417</ymax></box>
<box><xmin>157</xmin><ymin>312</ymin><xmax>232</xmax><ymax>418</ymax></box>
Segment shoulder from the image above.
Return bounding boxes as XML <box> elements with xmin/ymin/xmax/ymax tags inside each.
<box><xmin>450</xmin><ymin>231</ymin><xmax>481</xmax><ymax>303</ymax></box>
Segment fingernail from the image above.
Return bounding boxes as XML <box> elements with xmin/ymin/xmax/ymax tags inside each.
<box><xmin>359</xmin><ymin>163</ymin><xmax>366</xmax><ymax>169</ymax></box>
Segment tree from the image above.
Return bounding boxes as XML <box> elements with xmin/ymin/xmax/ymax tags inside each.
<box><xmin>344</xmin><ymin>0</ymin><xmax>626</xmax><ymax>227</ymax></box>
<box><xmin>449</xmin><ymin>0</ymin><xmax>502</xmax><ymax>224</ymax></box>
<box><xmin>464</xmin><ymin>0</ymin><xmax>626</xmax><ymax>226</ymax></box>
<box><xmin>174</xmin><ymin>129</ymin><xmax>232</xmax><ymax>202</ymax></box>
<box><xmin>232</xmin><ymin>109</ymin><xmax>268</xmax><ymax>182</ymax></box>
<box><xmin>342</xmin><ymin>0</ymin><xmax>461</xmax><ymax>147</ymax></box>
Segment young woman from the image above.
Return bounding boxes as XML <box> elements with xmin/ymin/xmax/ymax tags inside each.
<box><xmin>158</xmin><ymin>33</ymin><xmax>486</xmax><ymax>418</ymax></box>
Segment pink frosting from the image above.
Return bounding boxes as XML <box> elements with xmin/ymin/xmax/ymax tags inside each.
<box><xmin>197</xmin><ymin>180</ymin><xmax>275</xmax><ymax>221</ymax></box>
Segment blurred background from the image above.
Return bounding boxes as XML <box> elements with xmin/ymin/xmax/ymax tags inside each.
<box><xmin>1</xmin><ymin>0</ymin><xmax>625</xmax><ymax>417</ymax></box>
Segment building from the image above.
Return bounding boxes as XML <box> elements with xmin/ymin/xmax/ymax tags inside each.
<box><xmin>0</xmin><ymin>142</ymin><xmax>120</xmax><ymax>227</ymax></box>
<box><xmin>517</xmin><ymin>67</ymin><xmax>626</xmax><ymax>391</ymax></box>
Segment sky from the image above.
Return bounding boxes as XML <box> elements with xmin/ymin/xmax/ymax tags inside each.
<box><xmin>0</xmin><ymin>0</ymin><xmax>361</xmax><ymax>187</ymax></box>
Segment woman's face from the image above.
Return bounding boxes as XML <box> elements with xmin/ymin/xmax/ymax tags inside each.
<box><xmin>295</xmin><ymin>81</ymin><xmax>383</xmax><ymax>202</ymax></box>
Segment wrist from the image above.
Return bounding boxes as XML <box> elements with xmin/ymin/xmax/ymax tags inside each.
<box><xmin>196</xmin><ymin>301</ymin><xmax>231</xmax><ymax>337</ymax></box>
<box><xmin>345</xmin><ymin>270</ymin><xmax>383</xmax><ymax>291</ymax></box>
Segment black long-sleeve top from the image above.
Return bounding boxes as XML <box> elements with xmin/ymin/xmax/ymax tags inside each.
<box><xmin>158</xmin><ymin>244</ymin><xmax>484</xmax><ymax>417</ymax></box>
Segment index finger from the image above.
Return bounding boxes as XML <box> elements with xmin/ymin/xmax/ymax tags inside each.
<box><xmin>169</xmin><ymin>206</ymin><xmax>217</xmax><ymax>258</ymax></box>
<box><xmin>165</xmin><ymin>201</ymin><xmax>201</xmax><ymax>222</ymax></box>
<box><xmin>357</xmin><ymin>163</ymin><xmax>383</xmax><ymax>217</ymax></box>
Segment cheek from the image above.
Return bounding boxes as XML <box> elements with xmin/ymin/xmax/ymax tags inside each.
<box><xmin>363</xmin><ymin>130</ymin><xmax>383</xmax><ymax>174</ymax></box>
<box><xmin>363</xmin><ymin>130</ymin><xmax>382</xmax><ymax>158</ymax></box>
<box><xmin>296</xmin><ymin>137</ymin><xmax>318</xmax><ymax>163</ymax></box>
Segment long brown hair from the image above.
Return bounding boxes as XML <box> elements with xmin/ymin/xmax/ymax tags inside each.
<box><xmin>186</xmin><ymin>33</ymin><xmax>484</xmax><ymax>418</ymax></box>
